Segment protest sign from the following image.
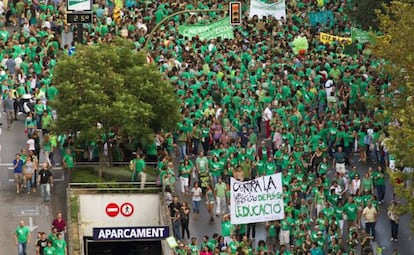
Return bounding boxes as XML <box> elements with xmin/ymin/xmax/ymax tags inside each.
<box><xmin>351</xmin><ymin>27</ymin><xmax>374</xmax><ymax>44</ymax></box>
<box><xmin>178</xmin><ymin>17</ymin><xmax>234</xmax><ymax>41</ymax></box>
<box><xmin>309</xmin><ymin>11</ymin><xmax>334</xmax><ymax>26</ymax></box>
<box><xmin>249</xmin><ymin>0</ymin><xmax>286</xmax><ymax>20</ymax></box>
<box><xmin>319</xmin><ymin>32</ymin><xmax>352</xmax><ymax>45</ymax></box>
<box><xmin>230</xmin><ymin>173</ymin><xmax>285</xmax><ymax>224</ymax></box>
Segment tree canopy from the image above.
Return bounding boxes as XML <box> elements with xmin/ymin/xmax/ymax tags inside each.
<box><xmin>345</xmin><ymin>0</ymin><xmax>389</xmax><ymax>30</ymax></box>
<box><xmin>371</xmin><ymin>1</ymin><xmax>414</xmax><ymax>230</ymax></box>
<box><xmin>51</xmin><ymin>38</ymin><xmax>181</xmax><ymax>153</ymax></box>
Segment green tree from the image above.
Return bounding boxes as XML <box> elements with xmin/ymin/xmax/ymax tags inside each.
<box><xmin>372</xmin><ymin>1</ymin><xmax>414</xmax><ymax>230</ymax></box>
<box><xmin>51</xmin><ymin>38</ymin><xmax>181</xmax><ymax>176</ymax></box>
<box><xmin>346</xmin><ymin>0</ymin><xmax>388</xmax><ymax>30</ymax></box>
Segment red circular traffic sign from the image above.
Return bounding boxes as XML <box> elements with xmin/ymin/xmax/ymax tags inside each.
<box><xmin>106</xmin><ymin>203</ymin><xmax>119</xmax><ymax>217</ymax></box>
<box><xmin>120</xmin><ymin>202</ymin><xmax>134</xmax><ymax>217</ymax></box>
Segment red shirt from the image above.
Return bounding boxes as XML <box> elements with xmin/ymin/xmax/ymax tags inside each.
<box><xmin>52</xmin><ymin>218</ymin><xmax>66</xmax><ymax>232</ymax></box>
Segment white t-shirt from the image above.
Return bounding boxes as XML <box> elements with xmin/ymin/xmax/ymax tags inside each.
<box><xmin>27</xmin><ymin>139</ymin><xmax>35</xmax><ymax>151</ymax></box>
<box><xmin>191</xmin><ymin>187</ymin><xmax>202</xmax><ymax>201</ymax></box>
<box><xmin>263</xmin><ymin>107</ymin><xmax>272</xmax><ymax>121</ymax></box>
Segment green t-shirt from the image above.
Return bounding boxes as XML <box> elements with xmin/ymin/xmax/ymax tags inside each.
<box><xmin>63</xmin><ymin>154</ymin><xmax>74</xmax><ymax>168</ymax></box>
<box><xmin>362</xmin><ymin>178</ymin><xmax>373</xmax><ymax>191</ymax></box>
<box><xmin>373</xmin><ymin>171</ymin><xmax>385</xmax><ymax>186</ymax></box>
<box><xmin>196</xmin><ymin>157</ymin><xmax>208</xmax><ymax>173</ymax></box>
<box><xmin>133</xmin><ymin>158</ymin><xmax>146</xmax><ymax>173</ymax></box>
<box><xmin>43</xmin><ymin>141</ymin><xmax>52</xmax><ymax>152</ymax></box>
<box><xmin>188</xmin><ymin>244</ymin><xmax>199</xmax><ymax>255</ymax></box>
<box><xmin>43</xmin><ymin>246</ymin><xmax>56</xmax><ymax>255</ymax></box>
<box><xmin>344</xmin><ymin>202</ymin><xmax>358</xmax><ymax>221</ymax></box>
<box><xmin>215</xmin><ymin>182</ymin><xmax>226</xmax><ymax>198</ymax></box>
<box><xmin>15</xmin><ymin>226</ymin><xmax>30</xmax><ymax>243</ymax></box>
<box><xmin>222</xmin><ymin>220</ymin><xmax>232</xmax><ymax>237</ymax></box>
<box><xmin>54</xmin><ymin>239</ymin><xmax>67</xmax><ymax>255</ymax></box>
<box><xmin>179</xmin><ymin>165</ymin><xmax>191</xmax><ymax>178</ymax></box>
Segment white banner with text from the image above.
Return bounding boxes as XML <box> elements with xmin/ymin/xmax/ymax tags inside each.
<box><xmin>230</xmin><ymin>173</ymin><xmax>285</xmax><ymax>224</ymax></box>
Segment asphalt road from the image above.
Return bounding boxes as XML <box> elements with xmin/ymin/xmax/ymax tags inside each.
<box><xmin>0</xmin><ymin>113</ymin><xmax>412</xmax><ymax>255</ymax></box>
<box><xmin>0</xmin><ymin>114</ymin><xmax>67</xmax><ymax>255</ymax></box>
<box><xmin>172</xmin><ymin>152</ymin><xmax>413</xmax><ymax>255</ymax></box>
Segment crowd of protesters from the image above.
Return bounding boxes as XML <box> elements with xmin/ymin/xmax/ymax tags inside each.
<box><xmin>0</xmin><ymin>0</ymin><xmax>406</xmax><ymax>254</ymax></box>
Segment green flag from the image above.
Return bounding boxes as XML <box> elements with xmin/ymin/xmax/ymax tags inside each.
<box><xmin>351</xmin><ymin>27</ymin><xmax>374</xmax><ymax>44</ymax></box>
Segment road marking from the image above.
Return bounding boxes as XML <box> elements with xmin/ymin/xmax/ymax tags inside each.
<box><xmin>28</xmin><ymin>217</ymin><xmax>39</xmax><ymax>232</ymax></box>
<box><xmin>7</xmin><ymin>167</ymin><xmax>65</xmax><ymax>182</ymax></box>
<box><xmin>15</xmin><ymin>206</ymin><xmax>40</xmax><ymax>216</ymax></box>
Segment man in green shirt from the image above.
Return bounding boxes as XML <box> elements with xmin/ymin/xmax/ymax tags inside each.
<box><xmin>131</xmin><ymin>153</ymin><xmax>147</xmax><ymax>189</ymax></box>
<box><xmin>15</xmin><ymin>220</ymin><xmax>31</xmax><ymax>255</ymax></box>
<box><xmin>62</xmin><ymin>149</ymin><xmax>75</xmax><ymax>181</ymax></box>
<box><xmin>344</xmin><ymin>196</ymin><xmax>359</xmax><ymax>227</ymax></box>
<box><xmin>221</xmin><ymin>214</ymin><xmax>233</xmax><ymax>245</ymax></box>
<box><xmin>215</xmin><ymin>177</ymin><xmax>227</xmax><ymax>216</ymax></box>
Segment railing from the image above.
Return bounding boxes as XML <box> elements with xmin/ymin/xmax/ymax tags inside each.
<box><xmin>74</xmin><ymin>161</ymin><xmax>158</xmax><ymax>166</ymax></box>
<box><xmin>69</xmin><ymin>181</ymin><xmax>161</xmax><ymax>192</ymax></box>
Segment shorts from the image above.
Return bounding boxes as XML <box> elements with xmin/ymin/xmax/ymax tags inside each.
<box><xmin>14</xmin><ymin>173</ymin><xmax>23</xmax><ymax>183</ymax></box>
<box><xmin>336</xmin><ymin>163</ymin><xmax>346</xmax><ymax>174</ymax></box>
<box><xmin>280</xmin><ymin>229</ymin><xmax>290</xmax><ymax>245</ymax></box>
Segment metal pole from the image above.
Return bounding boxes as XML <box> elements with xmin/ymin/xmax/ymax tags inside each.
<box><xmin>144</xmin><ymin>8</ymin><xmax>228</xmax><ymax>52</ymax></box>
<box><xmin>77</xmin><ymin>24</ymin><xmax>83</xmax><ymax>43</ymax></box>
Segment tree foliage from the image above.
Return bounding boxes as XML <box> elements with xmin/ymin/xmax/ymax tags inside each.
<box><xmin>372</xmin><ymin>1</ymin><xmax>414</xmax><ymax>230</ymax></box>
<box><xmin>51</xmin><ymin>38</ymin><xmax>181</xmax><ymax>157</ymax></box>
<box><xmin>345</xmin><ymin>0</ymin><xmax>388</xmax><ymax>30</ymax></box>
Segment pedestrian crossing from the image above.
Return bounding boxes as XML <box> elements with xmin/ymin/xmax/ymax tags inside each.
<box><xmin>0</xmin><ymin>163</ymin><xmax>65</xmax><ymax>182</ymax></box>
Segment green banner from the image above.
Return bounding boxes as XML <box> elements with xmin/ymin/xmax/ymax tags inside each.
<box><xmin>351</xmin><ymin>28</ymin><xmax>374</xmax><ymax>44</ymax></box>
<box><xmin>178</xmin><ymin>17</ymin><xmax>234</xmax><ymax>41</ymax></box>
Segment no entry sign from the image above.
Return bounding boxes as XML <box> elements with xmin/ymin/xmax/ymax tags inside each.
<box><xmin>106</xmin><ymin>203</ymin><xmax>120</xmax><ymax>217</ymax></box>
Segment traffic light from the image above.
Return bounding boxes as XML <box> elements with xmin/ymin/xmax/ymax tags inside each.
<box><xmin>230</xmin><ymin>2</ymin><xmax>241</xmax><ymax>25</ymax></box>
<box><xmin>113</xmin><ymin>7</ymin><xmax>121</xmax><ymax>24</ymax></box>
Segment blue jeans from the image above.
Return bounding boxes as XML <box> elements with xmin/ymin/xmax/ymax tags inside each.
<box><xmin>25</xmin><ymin>175</ymin><xmax>34</xmax><ymax>192</ymax></box>
<box><xmin>192</xmin><ymin>200</ymin><xmax>200</xmax><ymax>214</ymax></box>
<box><xmin>40</xmin><ymin>183</ymin><xmax>51</xmax><ymax>202</ymax></box>
<box><xmin>376</xmin><ymin>185</ymin><xmax>385</xmax><ymax>201</ymax></box>
<box><xmin>178</xmin><ymin>144</ymin><xmax>186</xmax><ymax>160</ymax></box>
<box><xmin>172</xmin><ymin>219</ymin><xmax>181</xmax><ymax>241</ymax></box>
<box><xmin>18</xmin><ymin>242</ymin><xmax>27</xmax><ymax>255</ymax></box>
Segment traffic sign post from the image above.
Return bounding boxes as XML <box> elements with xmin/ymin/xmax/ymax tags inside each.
<box><xmin>105</xmin><ymin>203</ymin><xmax>120</xmax><ymax>217</ymax></box>
<box><xmin>67</xmin><ymin>0</ymin><xmax>92</xmax><ymax>12</ymax></box>
<box><xmin>66</xmin><ymin>0</ymin><xmax>92</xmax><ymax>43</ymax></box>
<box><xmin>120</xmin><ymin>202</ymin><xmax>134</xmax><ymax>217</ymax></box>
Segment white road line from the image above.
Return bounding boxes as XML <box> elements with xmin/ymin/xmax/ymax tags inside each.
<box><xmin>28</xmin><ymin>217</ymin><xmax>39</xmax><ymax>232</ymax></box>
